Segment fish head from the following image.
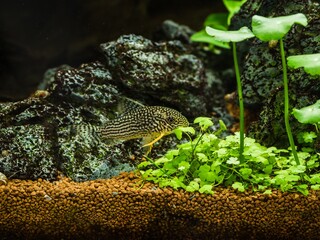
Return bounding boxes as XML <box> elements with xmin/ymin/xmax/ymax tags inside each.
<box><xmin>152</xmin><ymin>106</ymin><xmax>189</xmax><ymax>133</ymax></box>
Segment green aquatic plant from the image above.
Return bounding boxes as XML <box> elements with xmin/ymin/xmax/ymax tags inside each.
<box><xmin>205</xmin><ymin>26</ymin><xmax>254</xmax><ymax>163</ymax></box>
<box><xmin>287</xmin><ymin>53</ymin><xmax>320</xmax><ymax>76</ymax></box>
<box><xmin>289</xmin><ymin>53</ymin><xmax>320</xmax><ymax>141</ymax></box>
<box><xmin>138</xmin><ymin>118</ymin><xmax>320</xmax><ymax>195</ymax></box>
<box><xmin>292</xmin><ymin>100</ymin><xmax>320</xmax><ymax>130</ymax></box>
<box><xmin>252</xmin><ymin>13</ymin><xmax>308</xmax><ymax>166</ymax></box>
<box><xmin>191</xmin><ymin>0</ymin><xmax>247</xmax><ymax>50</ymax></box>
<box><xmin>288</xmin><ymin>53</ymin><xmax>320</xmax><ymax>130</ymax></box>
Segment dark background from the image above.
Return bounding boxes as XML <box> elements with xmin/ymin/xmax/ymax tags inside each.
<box><xmin>0</xmin><ymin>0</ymin><xmax>225</xmax><ymax>100</ymax></box>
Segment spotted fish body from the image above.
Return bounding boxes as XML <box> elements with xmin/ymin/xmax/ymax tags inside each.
<box><xmin>99</xmin><ymin>106</ymin><xmax>189</xmax><ymax>142</ymax></box>
<box><xmin>73</xmin><ymin>105</ymin><xmax>189</xmax><ymax>150</ymax></box>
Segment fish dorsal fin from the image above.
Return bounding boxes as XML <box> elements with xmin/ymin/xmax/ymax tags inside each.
<box><xmin>116</xmin><ymin>97</ymin><xmax>145</xmax><ymax>116</ymax></box>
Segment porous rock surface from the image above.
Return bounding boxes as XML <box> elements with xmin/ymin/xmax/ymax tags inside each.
<box><xmin>0</xmin><ymin>172</ymin><xmax>319</xmax><ymax>240</ymax></box>
<box><xmin>231</xmin><ymin>0</ymin><xmax>320</xmax><ymax>148</ymax></box>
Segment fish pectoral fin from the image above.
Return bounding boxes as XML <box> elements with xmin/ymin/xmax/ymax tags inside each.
<box><xmin>142</xmin><ymin>132</ymin><xmax>165</xmax><ymax>147</ymax></box>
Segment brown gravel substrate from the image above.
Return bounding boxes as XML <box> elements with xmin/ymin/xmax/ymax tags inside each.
<box><xmin>0</xmin><ymin>172</ymin><xmax>319</xmax><ymax>240</ymax></box>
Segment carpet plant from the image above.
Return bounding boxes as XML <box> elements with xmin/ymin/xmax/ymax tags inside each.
<box><xmin>205</xmin><ymin>26</ymin><xmax>255</xmax><ymax>163</ymax></box>
<box><xmin>138</xmin><ymin>118</ymin><xmax>320</xmax><ymax>195</ymax></box>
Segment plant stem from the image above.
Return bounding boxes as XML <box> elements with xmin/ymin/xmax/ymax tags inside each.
<box><xmin>232</xmin><ymin>42</ymin><xmax>244</xmax><ymax>163</ymax></box>
<box><xmin>279</xmin><ymin>38</ymin><xmax>300</xmax><ymax>165</ymax></box>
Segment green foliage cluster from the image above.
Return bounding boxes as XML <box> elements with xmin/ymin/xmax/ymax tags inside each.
<box><xmin>191</xmin><ymin>0</ymin><xmax>247</xmax><ymax>50</ymax></box>
<box><xmin>138</xmin><ymin>11</ymin><xmax>320</xmax><ymax>196</ymax></box>
<box><xmin>138</xmin><ymin>118</ymin><xmax>320</xmax><ymax>195</ymax></box>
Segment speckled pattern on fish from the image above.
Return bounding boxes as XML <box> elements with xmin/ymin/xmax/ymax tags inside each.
<box><xmin>75</xmin><ymin>106</ymin><xmax>189</xmax><ymax>151</ymax></box>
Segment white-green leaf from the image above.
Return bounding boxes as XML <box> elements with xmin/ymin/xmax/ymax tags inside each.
<box><xmin>227</xmin><ymin>157</ymin><xmax>240</xmax><ymax>165</ymax></box>
<box><xmin>191</xmin><ymin>30</ymin><xmax>230</xmax><ymax>49</ymax></box>
<box><xmin>252</xmin><ymin>13</ymin><xmax>308</xmax><ymax>41</ymax></box>
<box><xmin>287</xmin><ymin>53</ymin><xmax>320</xmax><ymax>76</ymax></box>
<box><xmin>292</xmin><ymin>100</ymin><xmax>320</xmax><ymax>124</ymax></box>
<box><xmin>205</xmin><ymin>26</ymin><xmax>254</xmax><ymax>42</ymax></box>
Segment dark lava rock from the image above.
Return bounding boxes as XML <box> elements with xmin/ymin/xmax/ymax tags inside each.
<box><xmin>0</xmin><ymin>28</ymin><xmax>227</xmax><ymax>181</ymax></box>
<box><xmin>0</xmin><ymin>62</ymin><xmax>136</xmax><ymax>181</ymax></box>
<box><xmin>100</xmin><ymin>34</ymin><xmax>225</xmax><ymax>119</ymax></box>
<box><xmin>231</xmin><ymin>0</ymin><xmax>320</xmax><ymax>148</ymax></box>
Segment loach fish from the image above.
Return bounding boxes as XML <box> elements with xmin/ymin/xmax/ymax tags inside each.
<box><xmin>73</xmin><ymin>100</ymin><xmax>189</xmax><ymax>154</ymax></box>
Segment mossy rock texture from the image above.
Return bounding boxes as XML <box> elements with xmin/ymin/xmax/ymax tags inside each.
<box><xmin>0</xmin><ymin>172</ymin><xmax>319</xmax><ymax>240</ymax></box>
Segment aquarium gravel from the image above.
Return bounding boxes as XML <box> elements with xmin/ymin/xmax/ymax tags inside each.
<box><xmin>0</xmin><ymin>172</ymin><xmax>319</xmax><ymax>240</ymax></box>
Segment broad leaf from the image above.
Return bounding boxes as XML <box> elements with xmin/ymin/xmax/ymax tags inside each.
<box><xmin>205</xmin><ymin>26</ymin><xmax>254</xmax><ymax>42</ymax></box>
<box><xmin>252</xmin><ymin>13</ymin><xmax>308</xmax><ymax>41</ymax></box>
<box><xmin>292</xmin><ymin>100</ymin><xmax>320</xmax><ymax>124</ymax></box>
<box><xmin>287</xmin><ymin>53</ymin><xmax>320</xmax><ymax>76</ymax></box>
<box><xmin>191</xmin><ymin>30</ymin><xmax>231</xmax><ymax>49</ymax></box>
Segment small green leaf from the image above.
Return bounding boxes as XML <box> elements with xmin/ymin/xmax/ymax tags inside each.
<box><xmin>263</xmin><ymin>189</ymin><xmax>272</xmax><ymax>195</ymax></box>
<box><xmin>287</xmin><ymin>54</ymin><xmax>320</xmax><ymax>76</ymax></box>
<box><xmin>205</xmin><ymin>26</ymin><xmax>254</xmax><ymax>42</ymax></box>
<box><xmin>232</xmin><ymin>182</ymin><xmax>245</xmax><ymax>192</ymax></box>
<box><xmin>223</xmin><ymin>0</ymin><xmax>248</xmax><ymax>25</ymax></box>
<box><xmin>140</xmin><ymin>169</ymin><xmax>153</xmax><ymax>179</ymax></box>
<box><xmin>227</xmin><ymin>157</ymin><xmax>240</xmax><ymax>165</ymax></box>
<box><xmin>311</xmin><ymin>184</ymin><xmax>320</xmax><ymax>190</ymax></box>
<box><xmin>298</xmin><ymin>131</ymin><xmax>318</xmax><ymax>144</ymax></box>
<box><xmin>199</xmin><ymin>164</ymin><xmax>211</xmax><ymax>173</ymax></box>
<box><xmin>169</xmin><ymin>177</ymin><xmax>184</xmax><ymax>189</ymax></box>
<box><xmin>137</xmin><ymin>161</ymin><xmax>152</xmax><ymax>169</ymax></box>
<box><xmin>307</xmin><ymin>159</ymin><xmax>319</xmax><ymax>169</ymax></box>
<box><xmin>197</xmin><ymin>153</ymin><xmax>209</xmax><ymax>162</ymax></box>
<box><xmin>263</xmin><ymin>164</ymin><xmax>273</xmax><ymax>174</ymax></box>
<box><xmin>194</xmin><ymin>117</ymin><xmax>214</xmax><ymax>131</ymax></box>
<box><xmin>151</xmin><ymin>169</ymin><xmax>164</xmax><ymax>177</ymax></box>
<box><xmin>285</xmin><ymin>174</ymin><xmax>301</xmax><ymax>182</ymax></box>
<box><xmin>186</xmin><ymin>181</ymin><xmax>200</xmax><ymax>192</ymax></box>
<box><xmin>218</xmin><ymin>120</ymin><xmax>227</xmax><ymax>131</ymax></box>
<box><xmin>252</xmin><ymin>13</ymin><xmax>308</xmax><ymax>41</ymax></box>
<box><xmin>178</xmin><ymin>161</ymin><xmax>190</xmax><ymax>173</ymax></box>
<box><xmin>164</xmin><ymin>150</ymin><xmax>179</xmax><ymax>160</ymax></box>
<box><xmin>173</xmin><ymin>126</ymin><xmax>195</xmax><ymax>140</ymax></box>
<box><xmin>204</xmin><ymin>13</ymin><xmax>229</xmax><ymax>30</ymax></box>
<box><xmin>308</xmin><ymin>174</ymin><xmax>320</xmax><ymax>184</ymax></box>
<box><xmin>289</xmin><ymin>165</ymin><xmax>306</xmax><ymax>174</ymax></box>
<box><xmin>199</xmin><ymin>184</ymin><xmax>214</xmax><ymax>194</ymax></box>
<box><xmin>292</xmin><ymin>100</ymin><xmax>320</xmax><ymax>124</ymax></box>
<box><xmin>296</xmin><ymin>184</ymin><xmax>309</xmax><ymax>196</ymax></box>
<box><xmin>240</xmin><ymin>168</ymin><xmax>252</xmax><ymax>179</ymax></box>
